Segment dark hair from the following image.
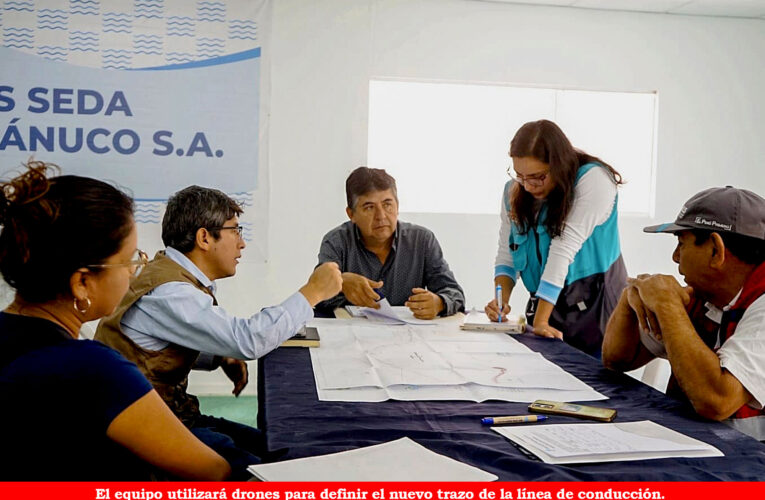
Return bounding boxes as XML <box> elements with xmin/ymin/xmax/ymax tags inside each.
<box><xmin>0</xmin><ymin>161</ymin><xmax>134</xmax><ymax>303</ymax></box>
<box><xmin>509</xmin><ymin>120</ymin><xmax>623</xmax><ymax>238</ymax></box>
<box><xmin>346</xmin><ymin>167</ymin><xmax>398</xmax><ymax>209</ymax></box>
<box><xmin>690</xmin><ymin>230</ymin><xmax>765</xmax><ymax>266</ymax></box>
<box><xmin>162</xmin><ymin>185</ymin><xmax>242</xmax><ymax>253</ymax></box>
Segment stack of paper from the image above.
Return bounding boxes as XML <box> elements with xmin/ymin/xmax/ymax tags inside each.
<box><xmin>247</xmin><ymin>437</ymin><xmax>497</xmax><ymax>481</ymax></box>
<box><xmin>492</xmin><ymin>420</ymin><xmax>723</xmax><ymax>464</ymax></box>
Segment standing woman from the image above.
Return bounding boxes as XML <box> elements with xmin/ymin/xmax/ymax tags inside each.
<box><xmin>485</xmin><ymin>120</ymin><xmax>627</xmax><ymax>356</ymax></box>
<box><xmin>0</xmin><ymin>161</ymin><xmax>230</xmax><ymax>480</ymax></box>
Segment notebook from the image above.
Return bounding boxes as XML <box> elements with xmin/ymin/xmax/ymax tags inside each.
<box><xmin>281</xmin><ymin>326</ymin><xmax>320</xmax><ymax>347</ymax></box>
<box><xmin>460</xmin><ymin>310</ymin><xmax>525</xmax><ymax>333</ymax></box>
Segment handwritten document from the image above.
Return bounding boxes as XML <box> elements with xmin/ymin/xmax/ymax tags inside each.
<box><xmin>493</xmin><ymin>421</ymin><xmax>723</xmax><ymax>464</ymax></box>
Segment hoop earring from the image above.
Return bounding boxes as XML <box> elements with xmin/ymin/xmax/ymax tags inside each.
<box><xmin>73</xmin><ymin>297</ymin><xmax>91</xmax><ymax>315</ymax></box>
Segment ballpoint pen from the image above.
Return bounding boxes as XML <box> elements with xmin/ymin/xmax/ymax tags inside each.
<box><xmin>481</xmin><ymin>415</ymin><xmax>548</xmax><ymax>425</ymax></box>
<box><xmin>495</xmin><ymin>284</ymin><xmax>503</xmax><ymax>322</ymax></box>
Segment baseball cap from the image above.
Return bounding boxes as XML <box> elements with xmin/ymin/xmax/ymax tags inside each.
<box><xmin>644</xmin><ymin>186</ymin><xmax>765</xmax><ymax>240</ymax></box>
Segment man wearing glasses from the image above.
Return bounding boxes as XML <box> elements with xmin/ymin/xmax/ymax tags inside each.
<box><xmin>95</xmin><ymin>185</ymin><xmax>342</xmax><ymax>479</ymax></box>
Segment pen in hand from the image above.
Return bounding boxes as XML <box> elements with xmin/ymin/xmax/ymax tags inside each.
<box><xmin>481</xmin><ymin>415</ymin><xmax>548</xmax><ymax>425</ymax></box>
<box><xmin>495</xmin><ymin>285</ymin><xmax>503</xmax><ymax>323</ymax></box>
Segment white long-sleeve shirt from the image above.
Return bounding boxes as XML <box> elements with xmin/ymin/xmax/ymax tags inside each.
<box><xmin>494</xmin><ymin>167</ymin><xmax>618</xmax><ymax>304</ymax></box>
<box><xmin>120</xmin><ymin>247</ymin><xmax>312</xmax><ymax>360</ymax></box>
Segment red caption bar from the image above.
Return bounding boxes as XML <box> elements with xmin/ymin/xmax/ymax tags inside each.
<box><xmin>1</xmin><ymin>482</ymin><xmax>763</xmax><ymax>500</ymax></box>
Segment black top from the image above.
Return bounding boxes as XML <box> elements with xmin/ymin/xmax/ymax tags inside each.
<box><xmin>0</xmin><ymin>312</ymin><xmax>153</xmax><ymax>480</ymax></box>
<box><xmin>316</xmin><ymin>221</ymin><xmax>465</xmax><ymax>315</ymax></box>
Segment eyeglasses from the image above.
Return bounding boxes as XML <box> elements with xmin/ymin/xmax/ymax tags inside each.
<box><xmin>507</xmin><ymin>164</ymin><xmax>550</xmax><ymax>188</ymax></box>
<box><xmin>87</xmin><ymin>249</ymin><xmax>149</xmax><ymax>277</ymax></box>
<box><xmin>208</xmin><ymin>225</ymin><xmax>244</xmax><ymax>238</ymax></box>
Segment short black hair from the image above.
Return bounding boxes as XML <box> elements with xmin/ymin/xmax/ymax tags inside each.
<box><xmin>345</xmin><ymin>167</ymin><xmax>398</xmax><ymax>209</ymax></box>
<box><xmin>162</xmin><ymin>185</ymin><xmax>242</xmax><ymax>253</ymax></box>
<box><xmin>0</xmin><ymin>161</ymin><xmax>134</xmax><ymax>303</ymax></box>
<box><xmin>691</xmin><ymin>229</ymin><xmax>765</xmax><ymax>265</ymax></box>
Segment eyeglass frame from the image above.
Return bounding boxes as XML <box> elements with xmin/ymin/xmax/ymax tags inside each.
<box><xmin>507</xmin><ymin>163</ymin><xmax>551</xmax><ymax>188</ymax></box>
<box><xmin>207</xmin><ymin>225</ymin><xmax>245</xmax><ymax>238</ymax></box>
<box><xmin>86</xmin><ymin>249</ymin><xmax>149</xmax><ymax>276</ymax></box>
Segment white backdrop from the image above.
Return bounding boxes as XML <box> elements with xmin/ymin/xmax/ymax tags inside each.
<box><xmin>2</xmin><ymin>0</ymin><xmax>763</xmax><ymax>395</ymax></box>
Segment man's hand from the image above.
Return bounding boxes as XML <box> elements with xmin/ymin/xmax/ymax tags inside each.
<box><xmin>405</xmin><ymin>288</ymin><xmax>444</xmax><ymax>319</ymax></box>
<box><xmin>300</xmin><ymin>262</ymin><xmax>343</xmax><ymax>306</ymax></box>
<box><xmin>484</xmin><ymin>298</ymin><xmax>510</xmax><ymax>322</ymax></box>
<box><xmin>631</xmin><ymin>274</ymin><xmax>692</xmax><ymax>317</ymax></box>
<box><xmin>220</xmin><ymin>357</ymin><xmax>248</xmax><ymax>397</ymax></box>
<box><xmin>342</xmin><ymin>273</ymin><xmax>383</xmax><ymax>308</ymax></box>
<box><xmin>625</xmin><ymin>275</ymin><xmax>661</xmax><ymax>337</ymax></box>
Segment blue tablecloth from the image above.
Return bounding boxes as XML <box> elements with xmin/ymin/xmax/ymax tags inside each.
<box><xmin>258</xmin><ymin>331</ymin><xmax>765</xmax><ymax>480</ymax></box>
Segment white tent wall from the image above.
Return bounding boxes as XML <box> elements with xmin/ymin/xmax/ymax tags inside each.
<box><xmin>123</xmin><ymin>0</ymin><xmax>765</xmax><ymax>393</ymax></box>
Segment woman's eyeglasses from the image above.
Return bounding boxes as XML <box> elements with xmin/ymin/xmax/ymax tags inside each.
<box><xmin>507</xmin><ymin>164</ymin><xmax>550</xmax><ymax>188</ymax></box>
<box><xmin>87</xmin><ymin>250</ymin><xmax>149</xmax><ymax>277</ymax></box>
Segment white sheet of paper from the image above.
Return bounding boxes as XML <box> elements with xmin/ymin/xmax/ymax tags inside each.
<box><xmin>247</xmin><ymin>437</ymin><xmax>497</xmax><ymax>481</ymax></box>
<box><xmin>313</xmin><ymin>382</ymin><xmax>606</xmax><ymax>403</ymax></box>
<box><xmin>492</xmin><ymin>421</ymin><xmax>723</xmax><ymax>464</ymax></box>
<box><xmin>308</xmin><ymin>320</ymin><xmax>606</xmax><ymax>402</ymax></box>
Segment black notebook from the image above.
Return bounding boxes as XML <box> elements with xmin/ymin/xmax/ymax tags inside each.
<box><xmin>281</xmin><ymin>326</ymin><xmax>320</xmax><ymax>347</ymax></box>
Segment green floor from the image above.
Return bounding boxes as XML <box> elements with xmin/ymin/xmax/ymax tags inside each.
<box><xmin>197</xmin><ymin>395</ymin><xmax>258</xmax><ymax>427</ymax></box>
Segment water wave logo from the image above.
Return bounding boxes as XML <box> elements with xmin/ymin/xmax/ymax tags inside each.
<box><xmin>134</xmin><ymin>33</ymin><xmax>161</xmax><ymax>55</ymax></box>
<box><xmin>197</xmin><ymin>1</ymin><xmax>224</xmax><ymax>23</ymax></box>
<box><xmin>4</xmin><ymin>27</ymin><xmax>33</xmax><ymax>49</ymax></box>
<box><xmin>239</xmin><ymin>221</ymin><xmax>254</xmax><ymax>242</ymax></box>
<box><xmin>134</xmin><ymin>201</ymin><xmax>164</xmax><ymax>224</ymax></box>
<box><xmin>70</xmin><ymin>30</ymin><xmax>98</xmax><ymax>52</ymax></box>
<box><xmin>37</xmin><ymin>8</ymin><xmax>68</xmax><ymax>30</ymax></box>
<box><xmin>230</xmin><ymin>192</ymin><xmax>254</xmax><ymax>208</ymax></box>
<box><xmin>229</xmin><ymin>19</ymin><xmax>257</xmax><ymax>41</ymax></box>
<box><xmin>135</xmin><ymin>0</ymin><xmax>163</xmax><ymax>19</ymax></box>
<box><xmin>197</xmin><ymin>37</ymin><xmax>223</xmax><ymax>58</ymax></box>
<box><xmin>166</xmin><ymin>51</ymin><xmax>195</xmax><ymax>64</ymax></box>
<box><xmin>167</xmin><ymin>15</ymin><xmax>194</xmax><ymax>37</ymax></box>
<box><xmin>4</xmin><ymin>0</ymin><xmax>34</xmax><ymax>12</ymax></box>
<box><xmin>102</xmin><ymin>48</ymin><xmax>131</xmax><ymax>69</ymax></box>
<box><xmin>103</xmin><ymin>11</ymin><xmax>132</xmax><ymax>34</ymax></box>
<box><xmin>37</xmin><ymin>44</ymin><xmax>67</xmax><ymax>61</ymax></box>
<box><xmin>70</xmin><ymin>0</ymin><xmax>98</xmax><ymax>16</ymax></box>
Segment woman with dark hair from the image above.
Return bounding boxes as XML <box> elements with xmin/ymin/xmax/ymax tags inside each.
<box><xmin>0</xmin><ymin>161</ymin><xmax>230</xmax><ymax>480</ymax></box>
<box><xmin>485</xmin><ymin>120</ymin><xmax>627</xmax><ymax>356</ymax></box>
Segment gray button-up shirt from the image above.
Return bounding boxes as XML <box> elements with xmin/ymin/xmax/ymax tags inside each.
<box><xmin>316</xmin><ymin>221</ymin><xmax>465</xmax><ymax>315</ymax></box>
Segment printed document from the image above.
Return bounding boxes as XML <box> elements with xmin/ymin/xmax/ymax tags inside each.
<box><xmin>492</xmin><ymin>420</ymin><xmax>723</xmax><ymax>464</ymax></box>
<box><xmin>247</xmin><ymin>437</ymin><xmax>497</xmax><ymax>481</ymax></box>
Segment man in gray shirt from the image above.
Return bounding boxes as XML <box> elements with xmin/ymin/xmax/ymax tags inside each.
<box><xmin>316</xmin><ymin>167</ymin><xmax>464</xmax><ymax>319</ymax></box>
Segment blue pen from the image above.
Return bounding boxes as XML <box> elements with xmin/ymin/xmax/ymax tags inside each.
<box><xmin>374</xmin><ymin>288</ymin><xmax>385</xmax><ymax>301</ymax></box>
<box><xmin>495</xmin><ymin>285</ymin><xmax>503</xmax><ymax>322</ymax></box>
<box><xmin>481</xmin><ymin>415</ymin><xmax>547</xmax><ymax>425</ymax></box>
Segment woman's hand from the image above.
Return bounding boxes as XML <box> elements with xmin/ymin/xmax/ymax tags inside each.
<box><xmin>484</xmin><ymin>298</ymin><xmax>510</xmax><ymax>322</ymax></box>
<box><xmin>531</xmin><ymin>320</ymin><xmax>563</xmax><ymax>340</ymax></box>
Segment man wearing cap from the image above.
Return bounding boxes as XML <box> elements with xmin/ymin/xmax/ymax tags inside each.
<box><xmin>602</xmin><ymin>186</ymin><xmax>765</xmax><ymax>440</ymax></box>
